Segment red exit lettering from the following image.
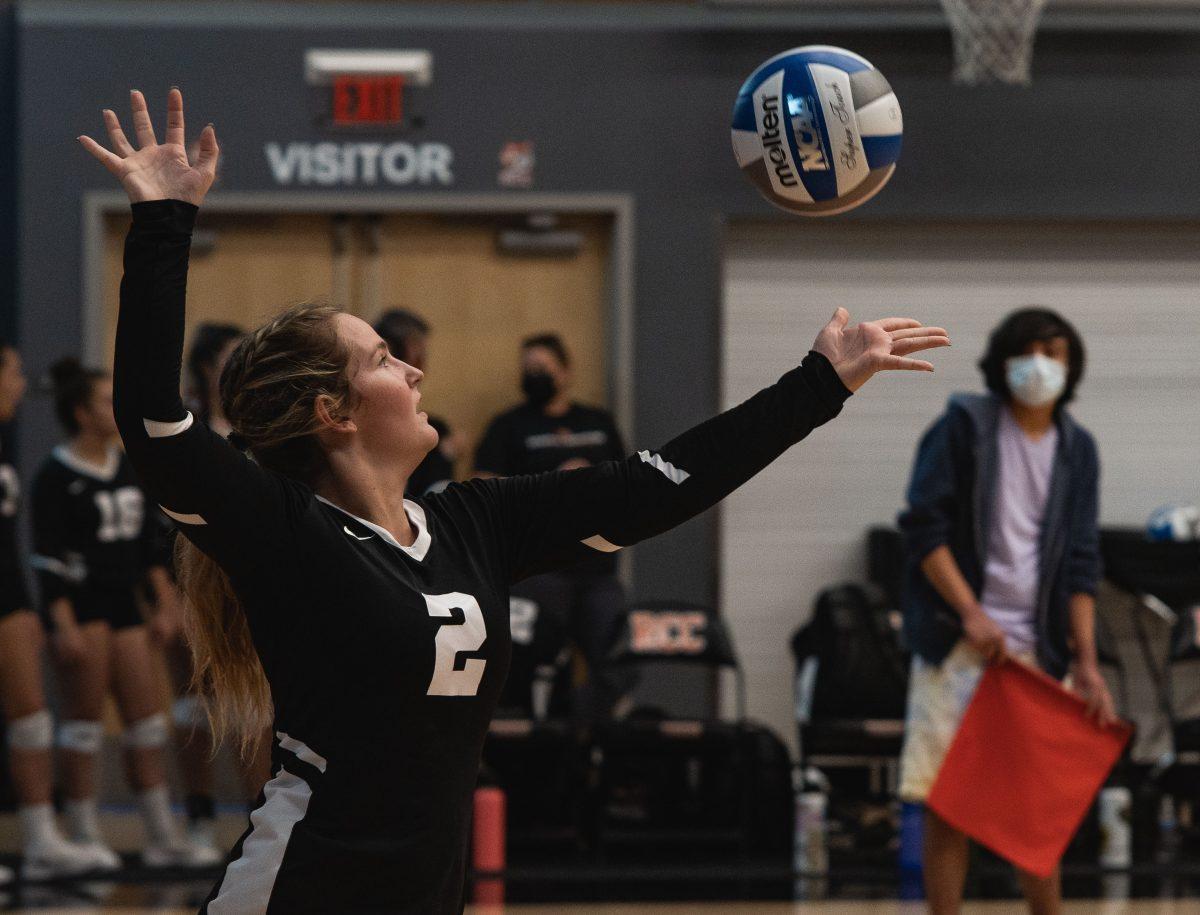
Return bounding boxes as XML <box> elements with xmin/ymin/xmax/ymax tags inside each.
<box><xmin>332</xmin><ymin>75</ymin><xmax>403</xmax><ymax>126</ymax></box>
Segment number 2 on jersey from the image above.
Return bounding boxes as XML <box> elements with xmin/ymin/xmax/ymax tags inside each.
<box><xmin>423</xmin><ymin>592</ymin><xmax>487</xmax><ymax>697</ymax></box>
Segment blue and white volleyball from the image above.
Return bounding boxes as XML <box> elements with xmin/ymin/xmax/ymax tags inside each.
<box><xmin>731</xmin><ymin>46</ymin><xmax>903</xmax><ymax>216</ymax></box>
<box><xmin>1147</xmin><ymin>504</ymin><xmax>1200</xmax><ymax>542</ymax></box>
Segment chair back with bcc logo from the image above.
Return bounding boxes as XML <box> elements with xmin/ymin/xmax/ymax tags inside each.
<box><xmin>606</xmin><ymin>601</ymin><xmax>744</xmax><ymax>721</ymax></box>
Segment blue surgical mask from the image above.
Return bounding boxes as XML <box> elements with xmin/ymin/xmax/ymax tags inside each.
<box><xmin>1005</xmin><ymin>354</ymin><xmax>1066</xmax><ymax>407</ymax></box>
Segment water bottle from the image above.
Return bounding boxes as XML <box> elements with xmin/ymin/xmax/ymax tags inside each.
<box><xmin>1098</xmin><ymin>786</ymin><xmax>1132</xmax><ymax>869</ymax></box>
<box><xmin>1157</xmin><ymin>794</ymin><xmax>1179</xmax><ymax>863</ymax></box>
<box><xmin>793</xmin><ymin>786</ymin><xmax>828</xmax><ymax>899</ymax></box>
<box><xmin>531</xmin><ymin>664</ymin><xmax>555</xmax><ymax>721</ymax></box>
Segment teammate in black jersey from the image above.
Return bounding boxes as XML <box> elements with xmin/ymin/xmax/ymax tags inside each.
<box><xmin>80</xmin><ymin>89</ymin><xmax>949</xmax><ymax>913</ymax></box>
<box><xmin>33</xmin><ymin>358</ymin><xmax>205</xmax><ymax>869</ymax></box>
<box><xmin>0</xmin><ymin>344</ymin><xmax>106</xmax><ymax>882</ymax></box>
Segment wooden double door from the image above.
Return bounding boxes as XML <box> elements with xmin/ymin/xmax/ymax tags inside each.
<box><xmin>101</xmin><ymin>210</ymin><xmax>615</xmax><ymax>478</ymax></box>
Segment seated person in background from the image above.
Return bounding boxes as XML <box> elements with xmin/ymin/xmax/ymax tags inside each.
<box><xmin>374</xmin><ymin>309</ymin><xmax>457</xmax><ymax>497</ymax></box>
<box><xmin>898</xmin><ymin>307</ymin><xmax>1116</xmax><ymax>915</ymax></box>
<box><xmin>475</xmin><ymin>333</ymin><xmax>630</xmax><ymax>720</ymax></box>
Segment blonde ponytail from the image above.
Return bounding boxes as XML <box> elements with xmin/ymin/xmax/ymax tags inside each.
<box><xmin>176</xmin><ymin>302</ymin><xmax>353</xmax><ymax>753</ymax></box>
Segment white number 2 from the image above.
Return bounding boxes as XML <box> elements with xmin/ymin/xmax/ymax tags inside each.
<box><xmin>424</xmin><ymin>592</ymin><xmax>487</xmax><ymax>697</ymax></box>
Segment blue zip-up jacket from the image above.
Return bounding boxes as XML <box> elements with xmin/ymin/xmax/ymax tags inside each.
<box><xmin>897</xmin><ymin>393</ymin><xmax>1101</xmax><ymax>679</ymax></box>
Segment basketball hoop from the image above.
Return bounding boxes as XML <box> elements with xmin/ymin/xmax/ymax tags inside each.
<box><xmin>939</xmin><ymin>0</ymin><xmax>1049</xmax><ymax>85</ymax></box>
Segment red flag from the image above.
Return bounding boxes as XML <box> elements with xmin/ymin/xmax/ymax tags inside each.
<box><xmin>927</xmin><ymin>660</ymin><xmax>1132</xmax><ymax>878</ymax></box>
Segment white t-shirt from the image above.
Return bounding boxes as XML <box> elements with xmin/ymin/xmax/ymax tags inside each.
<box><xmin>979</xmin><ymin>407</ymin><xmax>1058</xmax><ymax>656</ymax></box>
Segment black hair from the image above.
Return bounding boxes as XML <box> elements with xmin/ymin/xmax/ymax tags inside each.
<box><xmin>373</xmin><ymin>309</ymin><xmax>430</xmax><ymax>364</ymax></box>
<box><xmin>521</xmin><ymin>333</ymin><xmax>570</xmax><ymax>369</ymax></box>
<box><xmin>187</xmin><ymin>323</ymin><xmax>244</xmax><ymax>421</ymax></box>
<box><xmin>48</xmin><ymin>357</ymin><xmax>106</xmax><ymax>436</ymax></box>
<box><xmin>978</xmin><ymin>307</ymin><xmax>1085</xmax><ymax>407</ymax></box>
<box><xmin>0</xmin><ymin>340</ymin><xmax>13</xmax><ymax>369</ymax></box>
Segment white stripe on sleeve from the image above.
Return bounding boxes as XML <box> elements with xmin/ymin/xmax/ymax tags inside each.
<box><xmin>638</xmin><ymin>450</ymin><xmax>690</xmax><ymax>485</ymax></box>
<box><xmin>143</xmin><ymin>413</ymin><xmax>194</xmax><ymax>438</ymax></box>
<box><xmin>582</xmin><ymin>534</ymin><xmax>622</xmax><ymax>553</ymax></box>
<box><xmin>160</xmin><ymin>506</ymin><xmax>207</xmax><ymax>526</ymax></box>
<box><xmin>276</xmin><ymin>731</ymin><xmax>328</xmax><ymax>773</ymax></box>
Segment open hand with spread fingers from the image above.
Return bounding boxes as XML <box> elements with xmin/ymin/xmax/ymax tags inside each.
<box><xmin>812</xmin><ymin>307</ymin><xmax>951</xmax><ymax>393</ymax></box>
<box><xmin>78</xmin><ymin>88</ymin><xmax>218</xmax><ymax>207</ymax></box>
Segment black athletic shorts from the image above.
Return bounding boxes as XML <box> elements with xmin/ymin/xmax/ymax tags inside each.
<box><xmin>45</xmin><ymin>585</ymin><xmax>144</xmax><ymax>631</ymax></box>
<box><xmin>0</xmin><ymin>575</ymin><xmax>31</xmax><ymax>621</ymax></box>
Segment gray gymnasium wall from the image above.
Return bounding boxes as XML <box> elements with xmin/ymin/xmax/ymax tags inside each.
<box><xmin>0</xmin><ymin>2</ymin><xmax>16</xmax><ymax>345</ymax></box>
<box><xmin>9</xmin><ymin>1</ymin><xmax>1200</xmax><ymax>610</ymax></box>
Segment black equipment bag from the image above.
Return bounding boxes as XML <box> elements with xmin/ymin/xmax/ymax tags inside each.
<box><xmin>792</xmin><ymin>583</ymin><xmax>909</xmax><ymax>721</ymax></box>
<box><xmin>593</xmin><ymin>717</ymin><xmax>791</xmax><ymax>854</ymax></box>
<box><xmin>1100</xmin><ymin>528</ymin><xmax>1200</xmax><ymax>612</ymax></box>
<box><xmin>481</xmin><ymin>719</ymin><xmax>587</xmax><ymax>849</ymax></box>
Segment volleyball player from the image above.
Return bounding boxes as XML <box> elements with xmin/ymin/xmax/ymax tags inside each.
<box><xmin>33</xmin><ymin>358</ymin><xmax>206</xmax><ymax>868</ymax></box>
<box><xmin>79</xmin><ymin>89</ymin><xmax>948</xmax><ymax>912</ymax></box>
<box><xmin>0</xmin><ymin>345</ymin><xmax>103</xmax><ymax>881</ymax></box>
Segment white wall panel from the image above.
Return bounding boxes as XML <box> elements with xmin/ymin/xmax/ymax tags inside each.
<box><xmin>721</xmin><ymin>221</ymin><xmax>1200</xmax><ymax>754</ymax></box>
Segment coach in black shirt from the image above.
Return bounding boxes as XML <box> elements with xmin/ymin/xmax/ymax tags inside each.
<box><xmin>475</xmin><ymin>334</ymin><xmax>624</xmax><ymax>487</ymax></box>
<box><xmin>475</xmin><ymin>334</ymin><xmax>628</xmax><ymax>718</ymax></box>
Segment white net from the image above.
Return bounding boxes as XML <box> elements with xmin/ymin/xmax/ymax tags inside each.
<box><xmin>939</xmin><ymin>0</ymin><xmax>1050</xmax><ymax>85</ymax></box>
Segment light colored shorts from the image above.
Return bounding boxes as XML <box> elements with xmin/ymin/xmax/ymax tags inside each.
<box><xmin>898</xmin><ymin>640</ymin><xmax>1037</xmax><ymax>802</ymax></box>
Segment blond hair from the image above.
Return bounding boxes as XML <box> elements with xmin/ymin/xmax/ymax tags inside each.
<box><xmin>175</xmin><ymin>302</ymin><xmax>354</xmax><ymax>755</ymax></box>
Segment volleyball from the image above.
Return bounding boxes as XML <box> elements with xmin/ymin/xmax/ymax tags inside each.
<box><xmin>730</xmin><ymin>46</ymin><xmax>903</xmax><ymax>216</ymax></box>
<box><xmin>1146</xmin><ymin>504</ymin><xmax>1200</xmax><ymax>542</ymax></box>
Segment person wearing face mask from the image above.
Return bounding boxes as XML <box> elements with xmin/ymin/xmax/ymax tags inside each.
<box><xmin>897</xmin><ymin>307</ymin><xmax>1115</xmax><ymax>915</ymax></box>
<box><xmin>474</xmin><ymin>334</ymin><xmax>629</xmax><ymax>720</ymax></box>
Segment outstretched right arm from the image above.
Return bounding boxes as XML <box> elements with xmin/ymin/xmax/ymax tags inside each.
<box><xmin>84</xmin><ymin>90</ymin><xmax>299</xmax><ymax>573</ymax></box>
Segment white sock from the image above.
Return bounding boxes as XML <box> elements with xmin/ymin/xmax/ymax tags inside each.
<box><xmin>138</xmin><ymin>785</ymin><xmax>180</xmax><ymax>846</ymax></box>
<box><xmin>64</xmin><ymin>797</ymin><xmax>103</xmax><ymax>845</ymax></box>
<box><xmin>18</xmin><ymin>803</ymin><xmax>61</xmax><ymax>849</ymax></box>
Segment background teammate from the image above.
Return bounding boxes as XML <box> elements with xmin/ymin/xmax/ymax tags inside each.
<box><xmin>33</xmin><ymin>358</ymin><xmax>201</xmax><ymax>869</ymax></box>
<box><xmin>0</xmin><ymin>344</ymin><xmax>101</xmax><ymax>882</ymax></box>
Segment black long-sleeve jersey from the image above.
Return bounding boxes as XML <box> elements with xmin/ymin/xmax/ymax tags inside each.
<box><xmin>115</xmin><ymin>200</ymin><xmax>851</xmax><ymax>914</ymax></box>
<box><xmin>0</xmin><ymin>433</ymin><xmax>31</xmax><ymax>617</ymax></box>
<box><xmin>30</xmin><ymin>446</ymin><xmax>161</xmax><ymax>627</ymax></box>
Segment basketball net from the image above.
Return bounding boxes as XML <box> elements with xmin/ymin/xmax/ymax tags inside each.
<box><xmin>939</xmin><ymin>0</ymin><xmax>1049</xmax><ymax>85</ymax></box>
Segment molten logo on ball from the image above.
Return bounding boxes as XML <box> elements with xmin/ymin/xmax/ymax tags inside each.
<box><xmin>758</xmin><ymin>92</ymin><xmax>798</xmax><ymax>188</ymax></box>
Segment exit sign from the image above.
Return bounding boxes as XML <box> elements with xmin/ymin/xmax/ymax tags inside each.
<box><xmin>332</xmin><ymin>75</ymin><xmax>403</xmax><ymax>126</ymax></box>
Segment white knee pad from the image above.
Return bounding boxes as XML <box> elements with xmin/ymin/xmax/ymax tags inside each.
<box><xmin>171</xmin><ymin>695</ymin><xmax>209</xmax><ymax>732</ymax></box>
<box><xmin>57</xmin><ymin>719</ymin><xmax>104</xmax><ymax>754</ymax></box>
<box><xmin>7</xmin><ymin>709</ymin><xmax>53</xmax><ymax>750</ymax></box>
<box><xmin>123</xmin><ymin>712</ymin><xmax>169</xmax><ymax>749</ymax></box>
